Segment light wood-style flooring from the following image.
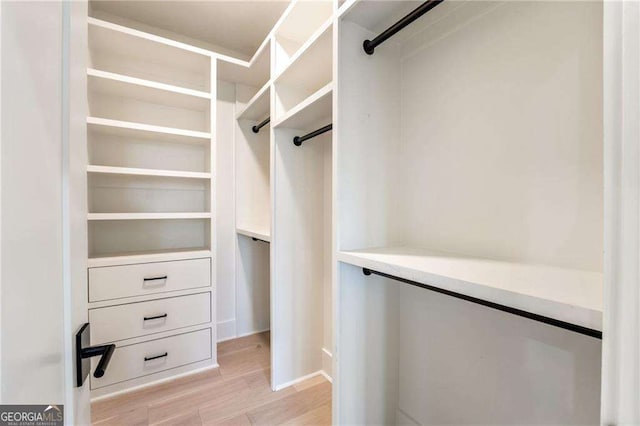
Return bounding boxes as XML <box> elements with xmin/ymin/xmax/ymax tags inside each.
<box><xmin>91</xmin><ymin>332</ymin><xmax>332</xmax><ymax>425</ymax></box>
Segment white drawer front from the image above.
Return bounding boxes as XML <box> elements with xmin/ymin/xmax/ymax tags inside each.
<box><xmin>91</xmin><ymin>328</ymin><xmax>211</xmax><ymax>389</ymax></box>
<box><xmin>89</xmin><ymin>258</ymin><xmax>211</xmax><ymax>302</ymax></box>
<box><xmin>89</xmin><ymin>292</ymin><xmax>211</xmax><ymax>344</ymax></box>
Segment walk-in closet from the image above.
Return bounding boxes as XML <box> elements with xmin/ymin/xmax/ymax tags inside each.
<box><xmin>6</xmin><ymin>0</ymin><xmax>640</xmax><ymax>424</ymax></box>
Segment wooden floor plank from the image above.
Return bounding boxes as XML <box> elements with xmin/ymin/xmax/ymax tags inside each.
<box><xmin>284</xmin><ymin>401</ymin><xmax>332</xmax><ymax>425</ymax></box>
<box><xmin>245</xmin><ymin>382</ymin><xmax>331</xmax><ymax>425</ymax></box>
<box><xmin>91</xmin><ymin>332</ymin><xmax>332</xmax><ymax>426</ymax></box>
<box><xmin>93</xmin><ymin>406</ymin><xmax>148</xmax><ymax>426</ymax></box>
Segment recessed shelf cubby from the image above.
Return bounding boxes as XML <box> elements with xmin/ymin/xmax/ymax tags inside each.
<box><xmin>89</xmin><ymin>17</ymin><xmax>211</xmax><ymax>92</ymax></box>
<box><xmin>274</xmin><ymin>23</ymin><xmax>332</xmax><ymax>119</ymax></box>
<box><xmin>88</xmin><ymin>218</ymin><xmax>210</xmax><ymax>259</ymax></box>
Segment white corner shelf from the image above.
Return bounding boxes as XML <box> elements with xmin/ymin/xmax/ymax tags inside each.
<box><xmin>218</xmin><ymin>40</ymin><xmax>271</xmax><ymax>87</ymax></box>
<box><xmin>274</xmin><ymin>82</ymin><xmax>332</xmax><ymax>130</ymax></box>
<box><xmin>88</xmin><ymin>69</ymin><xmax>211</xmax><ymax>111</ymax></box>
<box><xmin>87</xmin><ymin>117</ymin><xmax>211</xmax><ymax>142</ymax></box>
<box><xmin>337</xmin><ymin>246</ymin><xmax>603</xmax><ymax>332</ymax></box>
<box><xmin>274</xmin><ymin>19</ymin><xmax>333</xmax><ymax>90</ymax></box>
<box><xmin>87</xmin><ymin>165</ymin><xmax>211</xmax><ymax>180</ymax></box>
<box><xmin>88</xmin><ymin>248</ymin><xmax>212</xmax><ymax>268</ymax></box>
<box><xmin>236</xmin><ymin>227</ymin><xmax>271</xmax><ymax>243</ymax></box>
<box><xmin>236</xmin><ymin>82</ymin><xmax>271</xmax><ymax>121</ymax></box>
<box><xmin>88</xmin><ymin>212</ymin><xmax>212</xmax><ymax>221</ymax></box>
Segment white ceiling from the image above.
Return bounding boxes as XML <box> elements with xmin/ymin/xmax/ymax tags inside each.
<box><xmin>91</xmin><ymin>1</ymin><xmax>290</xmax><ymax>58</ymax></box>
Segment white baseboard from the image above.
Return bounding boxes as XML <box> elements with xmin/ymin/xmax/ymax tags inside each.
<box><xmin>216</xmin><ymin>319</ymin><xmax>236</xmax><ymax>342</ymax></box>
<box><xmin>216</xmin><ymin>319</ymin><xmax>270</xmax><ymax>343</ymax></box>
<box><xmin>322</xmin><ymin>347</ymin><xmax>333</xmax><ymax>380</ymax></box>
<box><xmin>273</xmin><ymin>370</ymin><xmax>325</xmax><ymax>391</ymax></box>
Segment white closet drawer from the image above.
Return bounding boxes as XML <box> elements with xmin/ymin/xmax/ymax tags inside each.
<box><xmin>91</xmin><ymin>328</ymin><xmax>211</xmax><ymax>389</ymax></box>
<box><xmin>89</xmin><ymin>292</ymin><xmax>211</xmax><ymax>344</ymax></box>
<box><xmin>89</xmin><ymin>258</ymin><xmax>211</xmax><ymax>302</ymax></box>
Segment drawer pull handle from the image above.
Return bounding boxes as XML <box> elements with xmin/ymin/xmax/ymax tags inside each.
<box><xmin>143</xmin><ymin>313</ymin><xmax>168</xmax><ymax>321</ymax></box>
<box><xmin>143</xmin><ymin>275</ymin><xmax>168</xmax><ymax>282</ymax></box>
<box><xmin>144</xmin><ymin>352</ymin><xmax>168</xmax><ymax>362</ymax></box>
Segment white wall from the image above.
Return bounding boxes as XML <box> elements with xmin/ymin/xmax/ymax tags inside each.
<box><xmin>1</xmin><ymin>0</ymin><xmax>65</xmax><ymax>403</ymax></box>
<box><xmin>397</xmin><ymin>1</ymin><xmax>603</xmax><ymax>272</ymax></box>
<box><xmin>67</xmin><ymin>1</ymin><xmax>91</xmax><ymax>423</ymax></box>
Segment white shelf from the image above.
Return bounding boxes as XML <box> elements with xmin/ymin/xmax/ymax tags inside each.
<box><xmin>89</xmin><ymin>17</ymin><xmax>213</xmax><ymax>59</ymax></box>
<box><xmin>87</xmin><ymin>165</ymin><xmax>211</xmax><ymax>180</ymax></box>
<box><xmin>337</xmin><ymin>246</ymin><xmax>603</xmax><ymax>331</ymax></box>
<box><xmin>88</xmin><ymin>248</ymin><xmax>212</xmax><ymax>268</ymax></box>
<box><xmin>274</xmin><ymin>19</ymin><xmax>333</xmax><ymax>91</ymax></box>
<box><xmin>88</xmin><ymin>212</ymin><xmax>212</xmax><ymax>221</ymax></box>
<box><xmin>274</xmin><ymin>82</ymin><xmax>332</xmax><ymax>130</ymax></box>
<box><xmin>236</xmin><ymin>82</ymin><xmax>271</xmax><ymax>121</ymax></box>
<box><xmin>87</xmin><ymin>117</ymin><xmax>211</xmax><ymax>142</ymax></box>
<box><xmin>88</xmin><ymin>68</ymin><xmax>210</xmax><ymax>111</ymax></box>
<box><xmin>236</xmin><ymin>227</ymin><xmax>271</xmax><ymax>243</ymax></box>
<box><xmin>218</xmin><ymin>40</ymin><xmax>270</xmax><ymax>87</ymax></box>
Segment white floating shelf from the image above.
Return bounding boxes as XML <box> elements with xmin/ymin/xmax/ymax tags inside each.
<box><xmin>236</xmin><ymin>227</ymin><xmax>271</xmax><ymax>242</ymax></box>
<box><xmin>88</xmin><ymin>69</ymin><xmax>210</xmax><ymax>111</ymax></box>
<box><xmin>88</xmin><ymin>212</ymin><xmax>212</xmax><ymax>221</ymax></box>
<box><xmin>87</xmin><ymin>117</ymin><xmax>211</xmax><ymax>142</ymax></box>
<box><xmin>274</xmin><ymin>82</ymin><xmax>332</xmax><ymax>130</ymax></box>
<box><xmin>88</xmin><ymin>248</ymin><xmax>212</xmax><ymax>268</ymax></box>
<box><xmin>338</xmin><ymin>246</ymin><xmax>603</xmax><ymax>332</ymax></box>
<box><xmin>87</xmin><ymin>165</ymin><xmax>211</xmax><ymax>180</ymax></box>
<box><xmin>236</xmin><ymin>81</ymin><xmax>271</xmax><ymax>121</ymax></box>
<box><xmin>274</xmin><ymin>19</ymin><xmax>333</xmax><ymax>91</ymax></box>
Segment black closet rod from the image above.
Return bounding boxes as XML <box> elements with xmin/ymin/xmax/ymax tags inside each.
<box><xmin>252</xmin><ymin>117</ymin><xmax>270</xmax><ymax>133</ymax></box>
<box><xmin>363</xmin><ymin>0</ymin><xmax>444</xmax><ymax>55</ymax></box>
<box><xmin>361</xmin><ymin>268</ymin><xmax>602</xmax><ymax>339</ymax></box>
<box><xmin>293</xmin><ymin>124</ymin><xmax>332</xmax><ymax>146</ymax></box>
<box><xmin>252</xmin><ymin>237</ymin><xmax>270</xmax><ymax>244</ymax></box>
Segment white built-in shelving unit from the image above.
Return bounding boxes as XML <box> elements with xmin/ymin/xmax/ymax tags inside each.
<box><xmin>335</xmin><ymin>1</ymin><xmax>604</xmax><ymax>424</ymax></box>
<box><xmin>86</xmin><ymin>13</ymin><xmax>217</xmax><ymax>396</ymax></box>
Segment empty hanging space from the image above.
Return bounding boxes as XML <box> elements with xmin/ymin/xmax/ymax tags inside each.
<box><xmin>271</xmin><ymin>8</ymin><xmax>333</xmax><ymax>385</ymax></box>
<box><xmin>216</xmin><ymin>51</ymin><xmax>272</xmax><ymax>345</ymax></box>
<box><xmin>336</xmin><ymin>1</ymin><xmax>603</xmax><ymax>424</ymax></box>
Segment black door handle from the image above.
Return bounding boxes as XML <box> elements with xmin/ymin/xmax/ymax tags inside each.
<box><xmin>75</xmin><ymin>323</ymin><xmax>116</xmax><ymax>386</ymax></box>
<box><xmin>144</xmin><ymin>352</ymin><xmax>168</xmax><ymax>362</ymax></box>
<box><xmin>143</xmin><ymin>313</ymin><xmax>168</xmax><ymax>321</ymax></box>
<box><xmin>83</xmin><ymin>344</ymin><xmax>116</xmax><ymax>378</ymax></box>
